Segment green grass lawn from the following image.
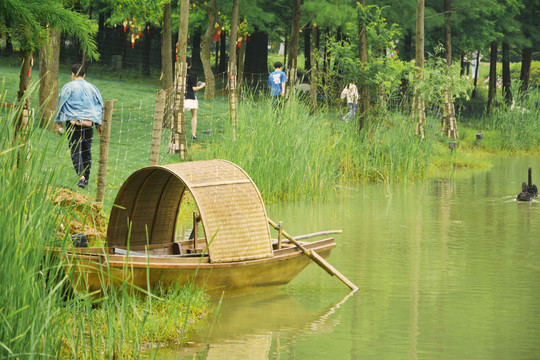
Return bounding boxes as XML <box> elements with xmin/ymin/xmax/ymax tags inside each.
<box><xmin>2</xmin><ymin>60</ymin><xmax>539</xmax><ymax>213</ymax></box>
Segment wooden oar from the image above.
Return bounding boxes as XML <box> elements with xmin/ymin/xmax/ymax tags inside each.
<box><xmin>268</xmin><ymin>218</ymin><xmax>358</xmax><ymax>292</ymax></box>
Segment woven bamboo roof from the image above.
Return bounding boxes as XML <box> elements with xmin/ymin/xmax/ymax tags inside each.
<box><xmin>107</xmin><ymin>160</ymin><xmax>274</xmax><ymax>263</ymax></box>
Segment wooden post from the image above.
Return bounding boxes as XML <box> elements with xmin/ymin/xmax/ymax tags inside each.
<box><xmin>192</xmin><ymin>211</ymin><xmax>198</xmax><ymax>251</ymax></box>
<box><xmin>228</xmin><ymin>62</ymin><xmax>238</xmax><ymax>133</ymax></box>
<box><xmin>169</xmin><ymin>0</ymin><xmax>190</xmax><ymax>160</ymax></box>
<box><xmin>169</xmin><ymin>61</ymin><xmax>188</xmax><ymax>158</ymax></box>
<box><xmin>96</xmin><ymin>99</ymin><xmax>114</xmax><ymax>204</ymax></box>
<box><xmin>277</xmin><ymin>221</ymin><xmax>283</xmax><ymax>250</ymax></box>
<box><xmin>150</xmin><ymin>89</ymin><xmax>166</xmax><ymax>165</ymax></box>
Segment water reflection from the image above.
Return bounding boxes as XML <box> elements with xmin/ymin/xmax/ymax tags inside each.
<box><xmin>158</xmin><ymin>157</ymin><xmax>540</xmax><ymax>359</ymax></box>
<box><xmin>161</xmin><ymin>291</ymin><xmax>356</xmax><ymax>359</ymax></box>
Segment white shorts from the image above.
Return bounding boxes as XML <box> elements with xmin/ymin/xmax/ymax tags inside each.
<box><xmin>184</xmin><ymin>99</ymin><xmax>198</xmax><ymax>110</ymax></box>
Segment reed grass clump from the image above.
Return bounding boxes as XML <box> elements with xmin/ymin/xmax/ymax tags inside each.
<box><xmin>478</xmin><ymin>87</ymin><xmax>540</xmax><ymax>152</ymax></box>
<box><xmin>338</xmin><ymin>112</ymin><xmax>435</xmax><ymax>183</ymax></box>
<box><xmin>191</xmin><ymin>94</ymin><xmax>437</xmax><ymax>199</ymax></box>
<box><xmin>0</xmin><ymin>94</ymin><xmax>72</xmax><ymax>357</ymax></box>
<box><xmin>0</xmin><ymin>92</ymin><xmax>210</xmax><ymax>358</ymax></box>
<box><xmin>191</xmin><ymin>94</ymin><xmax>344</xmax><ymax>201</ymax></box>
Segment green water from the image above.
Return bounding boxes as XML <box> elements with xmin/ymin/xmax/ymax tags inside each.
<box><xmin>165</xmin><ymin>157</ymin><xmax>540</xmax><ymax>359</ymax></box>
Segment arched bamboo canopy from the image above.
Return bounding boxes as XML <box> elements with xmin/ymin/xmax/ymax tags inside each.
<box><xmin>107</xmin><ymin>160</ymin><xmax>274</xmax><ymax>263</ymax></box>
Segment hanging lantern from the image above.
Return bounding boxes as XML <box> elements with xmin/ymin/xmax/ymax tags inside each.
<box><xmin>131</xmin><ymin>33</ymin><xmax>136</xmax><ymax>48</ymax></box>
<box><xmin>123</xmin><ymin>19</ymin><xmax>128</xmax><ymax>32</ymax></box>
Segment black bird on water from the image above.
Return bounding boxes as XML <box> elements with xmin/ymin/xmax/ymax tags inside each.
<box><xmin>516</xmin><ymin>167</ymin><xmax>538</xmax><ymax>201</ymax></box>
<box><xmin>517</xmin><ymin>182</ymin><xmax>532</xmax><ymax>201</ymax></box>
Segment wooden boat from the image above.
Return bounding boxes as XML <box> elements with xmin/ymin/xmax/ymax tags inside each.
<box><xmin>58</xmin><ymin>160</ymin><xmax>353</xmax><ymax>297</ymax></box>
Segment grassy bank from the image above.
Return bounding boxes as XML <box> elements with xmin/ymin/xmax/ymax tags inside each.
<box><xmin>0</xmin><ymin>97</ymin><xmax>210</xmax><ymax>358</ymax></box>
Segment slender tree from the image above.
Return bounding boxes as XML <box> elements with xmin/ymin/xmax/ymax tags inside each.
<box><xmin>201</xmin><ymin>0</ymin><xmax>219</xmax><ymax>100</ymax></box>
<box><xmin>170</xmin><ymin>0</ymin><xmax>190</xmax><ymax>159</ymax></box>
<box><xmin>357</xmin><ymin>0</ymin><xmax>369</xmax><ymax>131</ymax></box>
<box><xmin>487</xmin><ymin>41</ymin><xmax>498</xmax><ymax>111</ymax></box>
<box><xmin>501</xmin><ymin>41</ymin><xmax>512</xmax><ymax>104</ymax></box>
<box><xmin>38</xmin><ymin>27</ymin><xmax>60</xmax><ymax>128</ymax></box>
<box><xmin>161</xmin><ymin>2</ymin><xmax>173</xmax><ymax>91</ymax></box>
<box><xmin>309</xmin><ymin>24</ymin><xmax>318</xmax><ymax>114</ymax></box>
<box><xmin>413</xmin><ymin>0</ymin><xmax>426</xmax><ymax>139</ymax></box>
<box><xmin>286</xmin><ymin>0</ymin><xmax>302</xmax><ymax>97</ymax></box>
<box><xmin>228</xmin><ymin>0</ymin><xmax>240</xmax><ymax>131</ymax></box>
<box><xmin>441</xmin><ymin>0</ymin><xmax>458</xmax><ymax>139</ymax></box>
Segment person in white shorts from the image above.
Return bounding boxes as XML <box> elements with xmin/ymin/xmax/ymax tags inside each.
<box><xmin>185</xmin><ymin>56</ymin><xmax>206</xmax><ymax>140</ymax></box>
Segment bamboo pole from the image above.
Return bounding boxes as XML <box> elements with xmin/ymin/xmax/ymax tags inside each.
<box><xmin>277</xmin><ymin>221</ymin><xmax>283</xmax><ymax>250</ymax></box>
<box><xmin>150</xmin><ymin>89</ymin><xmax>166</xmax><ymax>165</ymax></box>
<box><xmin>268</xmin><ymin>218</ymin><xmax>358</xmax><ymax>292</ymax></box>
<box><xmin>96</xmin><ymin>99</ymin><xmax>115</xmax><ymax>204</ymax></box>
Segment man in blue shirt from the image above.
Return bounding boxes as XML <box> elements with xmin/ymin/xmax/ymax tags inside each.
<box><xmin>268</xmin><ymin>61</ymin><xmax>287</xmax><ymax>97</ymax></box>
<box><xmin>55</xmin><ymin>64</ymin><xmax>104</xmax><ymax>188</ymax></box>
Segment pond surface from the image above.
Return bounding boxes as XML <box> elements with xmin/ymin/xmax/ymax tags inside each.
<box><xmin>163</xmin><ymin>157</ymin><xmax>540</xmax><ymax>359</ymax></box>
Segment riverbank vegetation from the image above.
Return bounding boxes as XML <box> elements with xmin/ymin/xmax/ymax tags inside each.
<box><xmin>0</xmin><ymin>97</ymin><xmax>211</xmax><ymax>358</ymax></box>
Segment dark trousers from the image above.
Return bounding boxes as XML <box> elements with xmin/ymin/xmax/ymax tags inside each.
<box><xmin>68</xmin><ymin>124</ymin><xmax>94</xmax><ymax>181</ymax></box>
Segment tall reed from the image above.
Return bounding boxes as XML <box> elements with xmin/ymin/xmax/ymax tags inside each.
<box><xmin>1</xmin><ymin>90</ymin><xmax>210</xmax><ymax>358</ymax></box>
<box><xmin>191</xmin><ymin>93</ymin><xmax>436</xmax><ymax>200</ymax></box>
<box><xmin>191</xmin><ymin>93</ymin><xmax>344</xmax><ymax>201</ymax></box>
<box><xmin>0</xmin><ymin>90</ymin><xmax>72</xmax><ymax>357</ymax></box>
<box><xmin>478</xmin><ymin>86</ymin><xmax>540</xmax><ymax>152</ymax></box>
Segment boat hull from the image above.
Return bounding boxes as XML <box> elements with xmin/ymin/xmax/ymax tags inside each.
<box><xmin>59</xmin><ymin>238</ymin><xmax>336</xmax><ymax>297</ymax></box>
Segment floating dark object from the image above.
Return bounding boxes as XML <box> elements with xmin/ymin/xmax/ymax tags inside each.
<box><xmin>476</xmin><ymin>132</ymin><xmax>483</xmax><ymax>145</ymax></box>
<box><xmin>517</xmin><ymin>168</ymin><xmax>538</xmax><ymax>201</ymax></box>
<box><xmin>517</xmin><ymin>182</ymin><xmax>532</xmax><ymax>201</ymax></box>
<box><xmin>528</xmin><ymin>167</ymin><xmax>538</xmax><ymax>197</ymax></box>
<box><xmin>448</xmin><ymin>141</ymin><xmax>457</xmax><ymax>154</ymax></box>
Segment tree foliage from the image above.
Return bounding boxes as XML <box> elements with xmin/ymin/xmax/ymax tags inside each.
<box><xmin>0</xmin><ymin>0</ymin><xmax>99</xmax><ymax>59</ymax></box>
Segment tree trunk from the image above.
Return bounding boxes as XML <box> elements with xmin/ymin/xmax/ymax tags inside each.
<box><xmin>142</xmin><ymin>23</ymin><xmax>152</xmax><ymax>76</ymax></box>
<box><xmin>304</xmin><ymin>24</ymin><xmax>311</xmax><ymax>73</ymax></box>
<box><xmin>219</xmin><ymin>30</ymin><xmax>227</xmax><ymax>74</ymax></box>
<box><xmin>39</xmin><ymin>27</ymin><xmax>60</xmax><ymax>129</ymax></box>
<box><xmin>309</xmin><ymin>25</ymin><xmax>318</xmax><ymax>114</ymax></box>
<box><xmin>520</xmin><ymin>47</ymin><xmax>532</xmax><ymax>92</ymax></box>
<box><xmin>228</xmin><ymin>0</ymin><xmax>239</xmax><ymax>131</ymax></box>
<box><xmin>502</xmin><ymin>41</ymin><xmax>512</xmax><ymax>105</ymax></box>
<box><xmin>192</xmin><ymin>27</ymin><xmax>202</xmax><ymax>68</ymax></box>
<box><xmin>487</xmin><ymin>41</ymin><xmax>497</xmax><ymax>111</ymax></box>
<box><xmin>286</xmin><ymin>0</ymin><xmax>302</xmax><ymax>97</ymax></box>
<box><xmin>238</xmin><ymin>36</ymin><xmax>246</xmax><ymax>96</ymax></box>
<box><xmin>202</xmin><ymin>0</ymin><xmax>218</xmax><ymax>100</ymax></box>
<box><xmin>244</xmin><ymin>30</ymin><xmax>268</xmax><ymax>82</ymax></box>
<box><xmin>283</xmin><ymin>37</ymin><xmax>288</xmax><ymax>67</ymax></box>
<box><xmin>161</xmin><ymin>2</ymin><xmax>173</xmax><ymax>90</ymax></box>
<box><xmin>169</xmin><ymin>0</ymin><xmax>190</xmax><ymax>159</ymax></box>
<box><xmin>322</xmin><ymin>29</ymin><xmax>329</xmax><ymax>76</ymax></box>
<box><xmin>15</xmin><ymin>48</ymin><xmax>33</xmax><ymax>137</ymax></box>
<box><xmin>358</xmin><ymin>0</ymin><xmax>370</xmax><ymax>131</ymax></box>
<box><xmin>441</xmin><ymin>0</ymin><xmax>458</xmax><ymax>139</ymax></box>
<box><xmin>413</xmin><ymin>0</ymin><xmax>425</xmax><ymax>139</ymax></box>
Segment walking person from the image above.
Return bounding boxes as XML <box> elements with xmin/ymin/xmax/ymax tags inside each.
<box><xmin>268</xmin><ymin>61</ymin><xmax>287</xmax><ymax>100</ymax></box>
<box><xmin>340</xmin><ymin>82</ymin><xmax>359</xmax><ymax>122</ymax></box>
<box><xmin>185</xmin><ymin>56</ymin><xmax>206</xmax><ymax>140</ymax></box>
<box><xmin>55</xmin><ymin>64</ymin><xmax>103</xmax><ymax>189</ymax></box>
